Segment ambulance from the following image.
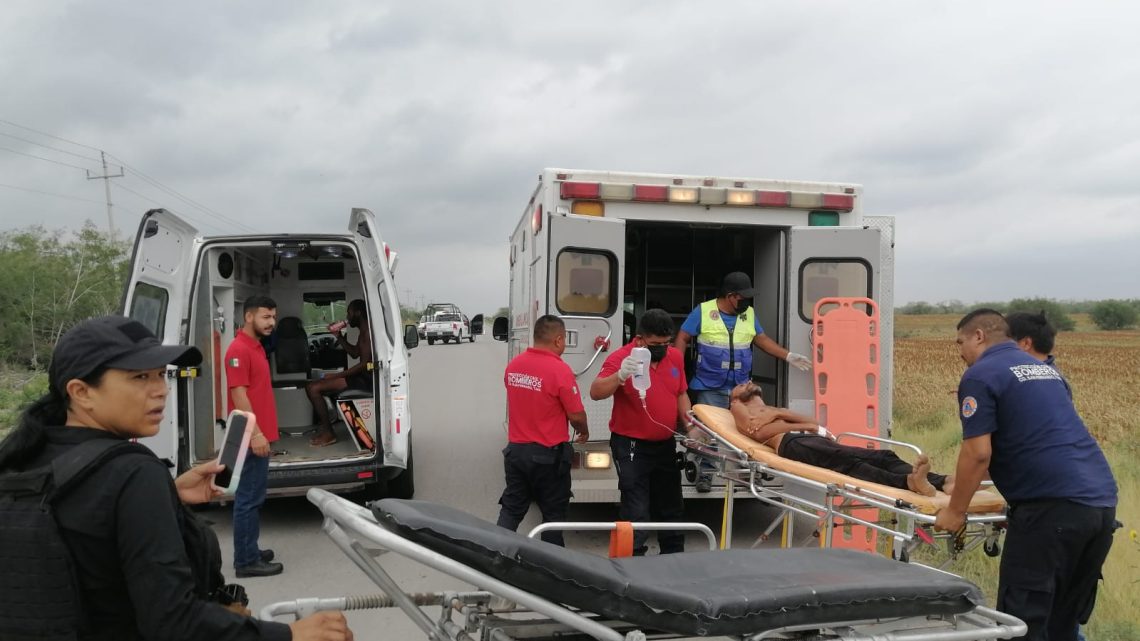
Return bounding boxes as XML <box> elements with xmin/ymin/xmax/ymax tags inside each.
<box><xmin>122</xmin><ymin>207</ymin><xmax>418</xmax><ymax>500</ymax></box>
<box><xmin>493</xmin><ymin>169</ymin><xmax>894</xmax><ymax>502</ymax></box>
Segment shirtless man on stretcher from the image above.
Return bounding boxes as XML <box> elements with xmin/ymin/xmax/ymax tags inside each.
<box><xmin>727</xmin><ymin>382</ymin><xmax>954</xmax><ymax>496</ymax></box>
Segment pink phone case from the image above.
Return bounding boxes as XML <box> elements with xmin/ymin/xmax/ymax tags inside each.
<box><xmin>214</xmin><ymin>411</ymin><xmax>254</xmax><ymax>495</ymax></box>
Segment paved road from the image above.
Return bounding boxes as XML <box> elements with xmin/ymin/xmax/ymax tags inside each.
<box><xmin>209</xmin><ymin>337</ymin><xmax>780</xmax><ymax>639</ymax></box>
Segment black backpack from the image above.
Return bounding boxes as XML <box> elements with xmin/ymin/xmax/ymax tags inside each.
<box><xmin>0</xmin><ymin>438</ymin><xmax>152</xmax><ymax>641</ymax></box>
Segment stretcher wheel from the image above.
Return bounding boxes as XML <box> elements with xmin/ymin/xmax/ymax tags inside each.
<box><xmin>984</xmin><ymin>539</ymin><xmax>1001</xmax><ymax>557</ymax></box>
<box><xmin>683</xmin><ymin>460</ymin><xmax>698</xmax><ymax>483</ymax></box>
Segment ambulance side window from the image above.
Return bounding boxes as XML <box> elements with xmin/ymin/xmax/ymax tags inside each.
<box><xmin>555</xmin><ymin>249</ymin><xmax>616</xmax><ymax>316</ymax></box>
<box><xmin>798</xmin><ymin>260</ymin><xmax>871</xmax><ymax>322</ymax></box>
<box><xmin>129</xmin><ymin>282</ymin><xmax>169</xmax><ymax>340</ymax></box>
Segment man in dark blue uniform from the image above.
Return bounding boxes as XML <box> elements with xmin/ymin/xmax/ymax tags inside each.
<box><xmin>935</xmin><ymin>309</ymin><xmax>1117</xmax><ymax>641</ymax></box>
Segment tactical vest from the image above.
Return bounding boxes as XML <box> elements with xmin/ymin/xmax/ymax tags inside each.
<box><xmin>694</xmin><ymin>299</ymin><xmax>758</xmax><ymax>389</ymax></box>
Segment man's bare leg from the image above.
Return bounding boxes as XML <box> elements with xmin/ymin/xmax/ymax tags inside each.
<box><xmin>907</xmin><ymin>455</ymin><xmax>937</xmax><ymax>496</ymax></box>
<box><xmin>305</xmin><ymin>378</ymin><xmax>347</xmax><ymax>447</ymax></box>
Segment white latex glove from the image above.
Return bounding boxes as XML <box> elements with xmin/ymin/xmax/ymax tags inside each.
<box><xmin>786</xmin><ymin>352</ymin><xmax>812</xmax><ymax>371</ymax></box>
<box><xmin>617</xmin><ymin>355</ymin><xmax>640</xmax><ymax>382</ymax></box>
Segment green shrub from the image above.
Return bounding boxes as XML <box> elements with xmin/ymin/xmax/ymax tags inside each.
<box><xmin>1091</xmin><ymin>300</ymin><xmax>1139</xmax><ymax>330</ymax></box>
<box><xmin>1006</xmin><ymin>298</ymin><xmax>1076</xmax><ymax>331</ymax></box>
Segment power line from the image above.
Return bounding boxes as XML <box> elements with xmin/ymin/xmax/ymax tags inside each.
<box><xmin>0</xmin><ymin>117</ymin><xmax>102</xmax><ymax>152</ymax></box>
<box><xmin>0</xmin><ymin>181</ymin><xmax>105</xmax><ymax>205</ymax></box>
<box><xmin>106</xmin><ymin>154</ymin><xmax>257</xmax><ymax>233</ymax></box>
<box><xmin>0</xmin><ymin>145</ymin><xmax>97</xmax><ymax>172</ymax></box>
<box><xmin>0</xmin><ymin>117</ymin><xmax>256</xmax><ymax>234</ymax></box>
<box><xmin>0</xmin><ymin>131</ymin><xmax>103</xmax><ymax>162</ymax></box>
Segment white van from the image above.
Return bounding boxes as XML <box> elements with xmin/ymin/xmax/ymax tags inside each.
<box><xmin>122</xmin><ymin>207</ymin><xmax>418</xmax><ymax>500</ymax></box>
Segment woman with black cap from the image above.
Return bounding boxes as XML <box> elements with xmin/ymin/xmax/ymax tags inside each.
<box><xmin>0</xmin><ymin>316</ymin><xmax>353</xmax><ymax>641</ymax></box>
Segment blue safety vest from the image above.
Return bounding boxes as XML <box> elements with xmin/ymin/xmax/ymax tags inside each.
<box><xmin>694</xmin><ymin>299</ymin><xmax>757</xmax><ymax>389</ymax></box>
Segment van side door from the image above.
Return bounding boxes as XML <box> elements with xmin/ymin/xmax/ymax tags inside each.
<box><xmin>349</xmin><ymin>208</ymin><xmax>409</xmax><ymax>469</ymax></box>
<box><xmin>121</xmin><ymin>209</ymin><xmax>201</xmax><ymax>466</ymax></box>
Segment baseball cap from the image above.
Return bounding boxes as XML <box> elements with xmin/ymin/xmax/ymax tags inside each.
<box><xmin>721</xmin><ymin>272</ymin><xmax>756</xmax><ymax>297</ymax></box>
<box><xmin>49</xmin><ymin>316</ymin><xmax>203</xmax><ymax>393</ymax></box>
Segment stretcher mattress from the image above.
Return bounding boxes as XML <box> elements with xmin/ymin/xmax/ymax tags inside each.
<box><xmin>372</xmin><ymin>498</ymin><xmax>984</xmax><ymax>636</ymax></box>
<box><xmin>692</xmin><ymin>404</ymin><xmax>1006</xmax><ymax>515</ymax></box>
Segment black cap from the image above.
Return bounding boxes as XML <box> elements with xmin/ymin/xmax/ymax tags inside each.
<box><xmin>721</xmin><ymin>272</ymin><xmax>756</xmax><ymax>297</ymax></box>
<box><xmin>49</xmin><ymin>316</ymin><xmax>202</xmax><ymax>393</ymax></box>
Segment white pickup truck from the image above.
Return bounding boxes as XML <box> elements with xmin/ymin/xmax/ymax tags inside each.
<box><xmin>423</xmin><ymin>303</ymin><xmax>482</xmax><ymax>345</ymax></box>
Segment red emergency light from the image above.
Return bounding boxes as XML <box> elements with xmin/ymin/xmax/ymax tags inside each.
<box><xmin>756</xmin><ymin>191</ymin><xmax>791</xmax><ymax>207</ymax></box>
<box><xmin>820</xmin><ymin>194</ymin><xmax>855</xmax><ymax>211</ymax></box>
<box><xmin>560</xmin><ymin>181</ymin><xmax>600</xmax><ymax>199</ymax></box>
<box><xmin>633</xmin><ymin>185</ymin><xmax>668</xmax><ymax>202</ymax></box>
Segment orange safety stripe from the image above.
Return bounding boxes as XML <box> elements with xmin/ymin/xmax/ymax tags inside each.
<box><xmin>609</xmin><ymin>521</ymin><xmax>634</xmax><ymax>558</ymax></box>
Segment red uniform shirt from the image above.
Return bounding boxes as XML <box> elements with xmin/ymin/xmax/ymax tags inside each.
<box><xmin>504</xmin><ymin>348</ymin><xmax>584</xmax><ymax>447</ymax></box>
<box><xmin>600</xmin><ymin>342</ymin><xmax>687</xmax><ymax>442</ymax></box>
<box><xmin>225</xmin><ymin>331</ymin><xmax>280</xmax><ymax>442</ymax></box>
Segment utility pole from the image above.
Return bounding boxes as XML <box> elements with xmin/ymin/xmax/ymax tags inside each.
<box><xmin>86</xmin><ymin>151</ymin><xmax>124</xmax><ymax>237</ymax></box>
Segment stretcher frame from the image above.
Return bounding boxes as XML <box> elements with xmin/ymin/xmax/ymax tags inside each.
<box><xmin>258</xmin><ymin>488</ymin><xmax>1026</xmax><ymax>641</ymax></box>
<box><xmin>684</xmin><ymin>412</ymin><xmax>1007</xmax><ymax>568</ymax></box>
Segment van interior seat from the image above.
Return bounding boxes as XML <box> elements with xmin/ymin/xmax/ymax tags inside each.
<box><xmin>272</xmin><ymin>316</ymin><xmax>312</xmax><ymax>382</ymax></box>
<box><xmin>337</xmin><ymin>389</ymin><xmax>372</xmax><ymax>401</ymax></box>
<box><xmin>271</xmin><ymin>316</ymin><xmax>316</xmax><ymax>433</ymax></box>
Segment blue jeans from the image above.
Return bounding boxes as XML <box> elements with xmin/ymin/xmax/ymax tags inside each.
<box><xmin>232</xmin><ymin>452</ymin><xmax>269</xmax><ymax>568</ymax></box>
<box><xmin>692</xmin><ymin>389</ymin><xmax>731</xmax><ymax>479</ymax></box>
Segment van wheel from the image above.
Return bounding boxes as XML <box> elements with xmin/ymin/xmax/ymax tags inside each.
<box><xmin>427</xmin><ymin>338</ymin><xmax>435</xmax><ymax>345</ymax></box>
<box><xmin>469</xmin><ymin>334</ymin><xmax>475</xmax><ymax>342</ymax></box>
<box><xmin>387</xmin><ymin>446</ymin><xmax>415</xmax><ymax>499</ymax></box>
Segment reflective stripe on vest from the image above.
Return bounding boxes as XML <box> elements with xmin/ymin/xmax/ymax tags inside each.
<box><xmin>695</xmin><ymin>299</ymin><xmax>757</xmax><ymax>388</ymax></box>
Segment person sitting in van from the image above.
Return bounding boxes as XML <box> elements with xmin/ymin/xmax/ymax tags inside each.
<box><xmin>0</xmin><ymin>315</ymin><xmax>354</xmax><ymax>641</ymax></box>
<box><xmin>305</xmin><ymin>299</ymin><xmax>373</xmax><ymax>447</ymax></box>
<box><xmin>727</xmin><ymin>382</ymin><xmax>953</xmax><ymax>496</ymax></box>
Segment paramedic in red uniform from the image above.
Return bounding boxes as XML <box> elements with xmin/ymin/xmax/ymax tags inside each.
<box><xmin>591</xmin><ymin>309</ymin><xmax>695</xmax><ymax>555</ymax></box>
<box><xmin>936</xmin><ymin>309</ymin><xmax>1117</xmax><ymax>641</ymax></box>
<box><xmin>496</xmin><ymin>315</ymin><xmax>588</xmax><ymax>547</ymax></box>
<box><xmin>224</xmin><ymin>296</ymin><xmax>284</xmax><ymax>577</ymax></box>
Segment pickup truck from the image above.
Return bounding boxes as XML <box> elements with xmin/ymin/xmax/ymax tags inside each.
<box><xmin>423</xmin><ymin>303</ymin><xmax>483</xmax><ymax>345</ymax></box>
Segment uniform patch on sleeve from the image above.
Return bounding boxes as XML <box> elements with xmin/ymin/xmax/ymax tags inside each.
<box><xmin>961</xmin><ymin>396</ymin><xmax>977</xmax><ymax>418</ymax></box>
<box><xmin>230</xmin><ymin>357</ymin><xmax>240</xmax><ymax>367</ymax></box>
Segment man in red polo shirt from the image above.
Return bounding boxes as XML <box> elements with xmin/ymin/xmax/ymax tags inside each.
<box><xmin>591</xmin><ymin>309</ymin><xmax>693</xmax><ymax>555</ymax></box>
<box><xmin>225</xmin><ymin>295</ymin><xmax>283</xmax><ymax>577</ymax></box>
<box><xmin>496</xmin><ymin>315</ymin><xmax>589</xmax><ymax>546</ymax></box>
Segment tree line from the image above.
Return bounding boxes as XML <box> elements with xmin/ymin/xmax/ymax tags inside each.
<box><xmin>896</xmin><ymin>297</ymin><xmax>1140</xmax><ymax>331</ymax></box>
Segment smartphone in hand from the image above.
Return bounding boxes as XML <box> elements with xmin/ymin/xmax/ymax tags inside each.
<box><xmin>212</xmin><ymin>411</ymin><xmax>253</xmax><ymax>494</ymax></box>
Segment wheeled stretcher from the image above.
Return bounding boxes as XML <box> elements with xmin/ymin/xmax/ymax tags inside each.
<box><xmin>685</xmin><ymin>404</ymin><xmax>1008</xmax><ymax>565</ymax></box>
<box><xmin>260</xmin><ymin>488</ymin><xmax>1026</xmax><ymax>640</ymax></box>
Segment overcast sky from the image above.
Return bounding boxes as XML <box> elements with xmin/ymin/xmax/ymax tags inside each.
<box><xmin>2</xmin><ymin>1</ymin><xmax>1138</xmax><ymax>314</ymax></box>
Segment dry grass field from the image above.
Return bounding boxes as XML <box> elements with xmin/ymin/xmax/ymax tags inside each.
<box><xmin>893</xmin><ymin>314</ymin><xmax>1139</xmax><ymax>640</ymax></box>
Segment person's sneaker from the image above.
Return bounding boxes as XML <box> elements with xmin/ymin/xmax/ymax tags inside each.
<box><xmin>235</xmin><ymin>560</ymin><xmax>284</xmax><ymax>578</ymax></box>
<box><xmin>259</xmin><ymin>549</ymin><xmax>275</xmax><ymax>563</ymax></box>
<box><xmin>695</xmin><ymin>476</ymin><xmax>713</xmax><ymax>493</ymax></box>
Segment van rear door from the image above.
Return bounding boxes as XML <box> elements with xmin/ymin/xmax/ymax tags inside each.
<box><xmin>349</xmin><ymin>208</ymin><xmax>409</xmax><ymax>469</ymax></box>
<box><xmin>785</xmin><ymin>226</ymin><xmax>881</xmax><ymax>428</ymax></box>
<box><xmin>546</xmin><ymin>213</ymin><xmax>625</xmax><ymax>438</ymax></box>
<box><xmin>122</xmin><ymin>208</ymin><xmax>201</xmax><ymax>464</ymax></box>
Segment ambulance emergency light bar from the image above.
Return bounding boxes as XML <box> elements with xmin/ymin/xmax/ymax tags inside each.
<box><xmin>558</xmin><ymin>180</ymin><xmax>854</xmax><ymax>212</ymax></box>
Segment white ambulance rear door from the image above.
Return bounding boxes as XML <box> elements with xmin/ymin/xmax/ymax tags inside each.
<box><xmin>784</xmin><ymin>226</ymin><xmax>881</xmax><ymax>428</ymax></box>
<box><xmin>122</xmin><ymin>208</ymin><xmax>202</xmax><ymax>464</ymax></box>
<box><xmin>349</xmin><ymin>207</ymin><xmax>409</xmax><ymax>469</ymax></box>
<box><xmin>546</xmin><ymin>213</ymin><xmax>625</xmax><ymax>438</ymax></box>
